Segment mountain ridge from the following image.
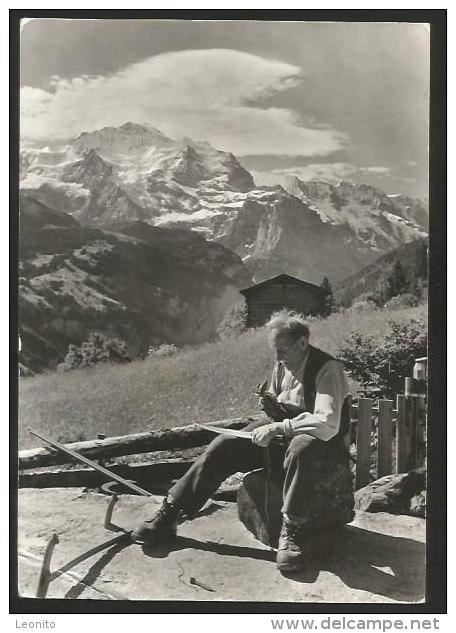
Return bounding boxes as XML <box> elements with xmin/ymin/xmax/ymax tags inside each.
<box><xmin>19</xmin><ymin>193</ymin><xmax>252</xmax><ymax>374</ymax></box>
<box><xmin>334</xmin><ymin>238</ymin><xmax>428</xmax><ymax>307</ymax></box>
<box><xmin>20</xmin><ymin>122</ymin><xmax>428</xmax><ymax>284</ymax></box>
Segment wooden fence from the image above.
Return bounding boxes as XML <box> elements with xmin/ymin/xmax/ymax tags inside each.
<box><xmin>349</xmin><ymin>394</ymin><xmax>426</xmax><ymax>489</ymax></box>
<box><xmin>349</xmin><ymin>357</ymin><xmax>427</xmax><ymax>489</ymax></box>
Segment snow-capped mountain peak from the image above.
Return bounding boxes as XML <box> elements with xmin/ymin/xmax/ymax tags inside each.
<box><xmin>73</xmin><ymin>122</ymin><xmax>174</xmax><ymax>157</ymax></box>
<box><xmin>20</xmin><ymin>122</ymin><xmax>428</xmax><ymax>284</ymax></box>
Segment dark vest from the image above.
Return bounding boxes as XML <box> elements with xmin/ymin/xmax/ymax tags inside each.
<box><xmin>277</xmin><ymin>345</ymin><xmax>350</xmax><ymax>437</ymax></box>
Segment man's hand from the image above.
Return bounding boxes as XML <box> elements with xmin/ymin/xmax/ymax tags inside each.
<box><xmin>251</xmin><ymin>422</ymin><xmax>282</xmax><ymax>447</ymax></box>
<box><xmin>258</xmin><ymin>391</ymin><xmax>290</xmax><ymax>422</ymax></box>
<box><xmin>258</xmin><ymin>394</ymin><xmax>277</xmax><ymax>419</ymax></box>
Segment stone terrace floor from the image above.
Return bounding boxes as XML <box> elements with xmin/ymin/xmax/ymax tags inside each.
<box><xmin>18</xmin><ymin>488</ymin><xmax>425</xmax><ymax>603</ymax></box>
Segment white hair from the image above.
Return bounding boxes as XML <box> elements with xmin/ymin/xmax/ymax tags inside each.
<box><xmin>265</xmin><ymin>309</ymin><xmax>310</xmax><ymax>340</ymax></box>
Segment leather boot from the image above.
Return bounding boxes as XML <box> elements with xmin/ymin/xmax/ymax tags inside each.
<box><xmin>276</xmin><ymin>519</ymin><xmax>307</xmax><ymax>571</ymax></box>
<box><xmin>131</xmin><ymin>498</ymin><xmax>181</xmax><ymax>545</ymax></box>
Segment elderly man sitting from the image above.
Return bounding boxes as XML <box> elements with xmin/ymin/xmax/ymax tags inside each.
<box><xmin>131</xmin><ymin>309</ymin><xmax>352</xmax><ymax>572</ymax></box>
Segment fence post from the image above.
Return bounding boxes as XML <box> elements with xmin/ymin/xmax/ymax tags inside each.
<box><xmin>97</xmin><ymin>433</ymin><xmax>107</xmax><ymax>468</ymax></box>
<box><xmin>397</xmin><ymin>391</ymin><xmax>424</xmax><ymax>473</ymax></box>
<box><xmin>344</xmin><ymin>395</ymin><xmax>352</xmax><ymax>449</ymax></box>
<box><xmin>355</xmin><ymin>398</ymin><xmax>373</xmax><ymax>489</ymax></box>
<box><xmin>377</xmin><ymin>399</ymin><xmax>393</xmax><ymax>478</ymax></box>
<box><xmin>417</xmin><ymin>394</ymin><xmax>427</xmax><ymax>468</ymax></box>
<box><xmin>396</xmin><ymin>394</ymin><xmax>408</xmax><ymax>473</ymax></box>
<box><xmin>413</xmin><ymin>357</ymin><xmax>428</xmax><ymax>381</ymax></box>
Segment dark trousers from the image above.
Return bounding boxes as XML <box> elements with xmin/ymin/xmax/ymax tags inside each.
<box><xmin>169</xmin><ymin>426</ymin><xmax>345</xmax><ymax>521</ymax></box>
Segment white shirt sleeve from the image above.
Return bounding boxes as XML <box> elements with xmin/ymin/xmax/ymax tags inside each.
<box><xmin>281</xmin><ymin>360</ymin><xmax>350</xmax><ymax>441</ymax></box>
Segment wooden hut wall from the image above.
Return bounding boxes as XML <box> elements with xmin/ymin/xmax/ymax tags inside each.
<box><xmin>245</xmin><ymin>281</ymin><xmax>323</xmax><ymax>327</ymax></box>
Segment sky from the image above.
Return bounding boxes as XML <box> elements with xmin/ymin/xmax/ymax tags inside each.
<box><xmin>20</xmin><ymin>19</ymin><xmax>430</xmax><ymax>198</ymax></box>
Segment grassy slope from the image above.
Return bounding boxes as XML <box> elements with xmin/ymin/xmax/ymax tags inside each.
<box><xmin>18</xmin><ymin>303</ymin><xmax>427</xmax><ymax>450</ymax></box>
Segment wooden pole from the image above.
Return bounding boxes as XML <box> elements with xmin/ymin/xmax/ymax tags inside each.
<box><xmin>413</xmin><ymin>357</ymin><xmax>428</xmax><ymax>381</ymax></box>
<box><xmin>377</xmin><ymin>399</ymin><xmax>393</xmax><ymax>478</ymax></box>
<box><xmin>397</xmin><ymin>371</ymin><xmax>427</xmax><ymax>473</ymax></box>
<box><xmin>417</xmin><ymin>394</ymin><xmax>427</xmax><ymax>468</ymax></box>
<box><xmin>97</xmin><ymin>433</ymin><xmax>107</xmax><ymax>468</ymax></box>
<box><xmin>396</xmin><ymin>394</ymin><xmax>407</xmax><ymax>473</ymax></box>
<box><xmin>355</xmin><ymin>398</ymin><xmax>373</xmax><ymax>489</ymax></box>
<box><xmin>397</xmin><ymin>391</ymin><xmax>420</xmax><ymax>473</ymax></box>
<box><xmin>19</xmin><ymin>415</ymin><xmax>262</xmax><ymax>470</ymax></box>
<box><xmin>28</xmin><ymin>428</ymin><xmax>157</xmax><ymax>497</ymax></box>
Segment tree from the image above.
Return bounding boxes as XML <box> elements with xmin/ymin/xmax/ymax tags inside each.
<box><xmin>385</xmin><ymin>261</ymin><xmax>408</xmax><ymax>300</ymax></box>
<box><xmin>320</xmin><ymin>277</ymin><xmax>335</xmax><ymax>316</ymax></box>
<box><xmin>410</xmin><ymin>240</ymin><xmax>428</xmax><ymax>298</ymax></box>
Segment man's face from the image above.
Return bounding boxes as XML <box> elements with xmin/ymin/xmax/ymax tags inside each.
<box><xmin>269</xmin><ymin>330</ymin><xmax>309</xmax><ymax>371</ymax></box>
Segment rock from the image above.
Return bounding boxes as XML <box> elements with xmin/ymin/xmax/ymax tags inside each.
<box><xmin>409</xmin><ymin>490</ymin><xmax>426</xmax><ymax>518</ymax></box>
<box><xmin>237</xmin><ymin>445</ymin><xmax>355</xmax><ymax>549</ymax></box>
<box><xmin>237</xmin><ymin>470</ymin><xmax>283</xmax><ymax>548</ymax></box>
<box><xmin>354</xmin><ymin>467</ymin><xmax>426</xmax><ymax>516</ymax></box>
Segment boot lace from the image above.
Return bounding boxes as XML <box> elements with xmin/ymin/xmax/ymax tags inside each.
<box><xmin>145</xmin><ymin>500</ymin><xmax>179</xmax><ymax>525</ymax></box>
<box><xmin>281</xmin><ymin>522</ymin><xmax>304</xmax><ymax>548</ymax></box>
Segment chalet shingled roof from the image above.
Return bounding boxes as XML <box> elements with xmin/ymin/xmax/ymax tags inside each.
<box><xmin>239</xmin><ymin>273</ymin><xmax>326</xmax><ymax>296</ymax></box>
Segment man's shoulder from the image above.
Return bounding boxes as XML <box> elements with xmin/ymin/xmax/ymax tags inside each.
<box><xmin>309</xmin><ymin>347</ymin><xmax>345</xmax><ymax>377</ymax></box>
<box><xmin>308</xmin><ymin>345</ymin><xmax>336</xmax><ymax>364</ymax></box>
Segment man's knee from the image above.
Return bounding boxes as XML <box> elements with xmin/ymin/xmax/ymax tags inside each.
<box><xmin>284</xmin><ymin>435</ymin><xmax>318</xmax><ymax>466</ymax></box>
<box><xmin>203</xmin><ymin>434</ymin><xmax>240</xmax><ymax>461</ymax></box>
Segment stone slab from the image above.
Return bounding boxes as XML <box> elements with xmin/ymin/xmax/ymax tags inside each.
<box><xmin>17</xmin><ymin>488</ymin><xmax>425</xmax><ymax>603</ymax></box>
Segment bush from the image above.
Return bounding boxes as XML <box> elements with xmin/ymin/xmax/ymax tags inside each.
<box><xmin>384</xmin><ymin>293</ymin><xmax>420</xmax><ymax>310</ymax></box>
<box><xmin>63</xmin><ymin>332</ymin><xmax>130</xmax><ymax>370</ymax></box>
<box><xmin>147</xmin><ymin>343</ymin><xmax>179</xmax><ymax>358</ymax></box>
<box><xmin>349</xmin><ymin>298</ymin><xmax>379</xmax><ymax>312</ymax></box>
<box><xmin>217</xmin><ymin>302</ymin><xmax>247</xmax><ymax>339</ymax></box>
<box><xmin>304</xmin><ymin>314</ymin><xmax>321</xmax><ymax>323</ymax></box>
<box><xmin>338</xmin><ymin>319</ymin><xmax>427</xmax><ymax>398</ymax></box>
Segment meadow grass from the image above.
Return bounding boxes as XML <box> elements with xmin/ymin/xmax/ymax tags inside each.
<box><xmin>18</xmin><ymin>303</ymin><xmax>427</xmax><ymax>450</ymax></box>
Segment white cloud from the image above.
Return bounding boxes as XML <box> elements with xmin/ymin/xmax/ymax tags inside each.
<box><xmin>252</xmin><ymin>162</ymin><xmax>392</xmax><ymax>188</ymax></box>
<box><xmin>359</xmin><ymin>166</ymin><xmax>391</xmax><ymax>175</ymax></box>
<box><xmin>396</xmin><ymin>176</ymin><xmax>418</xmax><ymax>184</ymax></box>
<box><xmin>21</xmin><ymin>49</ymin><xmax>345</xmax><ymax>157</ymax></box>
<box><xmin>253</xmin><ymin>163</ymin><xmax>358</xmax><ymax>186</ymax></box>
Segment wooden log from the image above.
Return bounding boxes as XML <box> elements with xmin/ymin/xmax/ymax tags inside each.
<box><xmin>18</xmin><ymin>458</ymin><xmax>193</xmax><ymax>489</ymax></box>
<box><xmin>377</xmin><ymin>399</ymin><xmax>393</xmax><ymax>478</ymax></box>
<box><xmin>355</xmin><ymin>398</ymin><xmax>373</xmax><ymax>490</ymax></box>
<box><xmin>19</xmin><ymin>415</ymin><xmax>263</xmax><ymax>470</ymax></box>
<box><xmin>18</xmin><ymin>459</ymin><xmax>240</xmax><ymax>502</ymax></box>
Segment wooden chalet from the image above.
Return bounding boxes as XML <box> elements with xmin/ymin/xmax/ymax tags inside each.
<box><xmin>239</xmin><ymin>273</ymin><xmax>326</xmax><ymax>328</ymax></box>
